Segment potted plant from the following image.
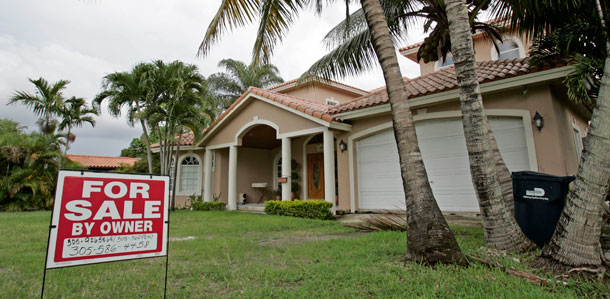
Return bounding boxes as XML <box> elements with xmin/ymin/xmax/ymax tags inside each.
<box><xmin>273</xmin><ymin>189</ymin><xmax>281</xmax><ymax>201</ymax></box>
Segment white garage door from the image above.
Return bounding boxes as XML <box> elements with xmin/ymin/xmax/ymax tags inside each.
<box><xmin>356</xmin><ymin>117</ymin><xmax>531</xmax><ymax>211</ymax></box>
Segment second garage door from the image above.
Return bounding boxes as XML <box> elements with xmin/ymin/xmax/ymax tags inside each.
<box><xmin>356</xmin><ymin>117</ymin><xmax>531</xmax><ymax>211</ymax></box>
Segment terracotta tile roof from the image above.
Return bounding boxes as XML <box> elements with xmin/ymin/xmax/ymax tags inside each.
<box><xmin>202</xmin><ymin>87</ymin><xmax>336</xmax><ymax>142</ymax></box>
<box><xmin>399</xmin><ymin>41</ymin><xmax>424</xmax><ymax>53</ymax></box>
<box><xmin>266</xmin><ymin>77</ymin><xmax>369</xmax><ymax>95</ymax></box>
<box><xmin>151</xmin><ymin>131</ymin><xmax>195</xmax><ymax>148</ymax></box>
<box><xmin>330</xmin><ymin>58</ymin><xmax>565</xmax><ymax>114</ymax></box>
<box><xmin>67</xmin><ymin>154</ymin><xmax>141</xmax><ymax>168</ymax></box>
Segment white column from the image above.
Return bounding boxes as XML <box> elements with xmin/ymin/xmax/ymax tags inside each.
<box><xmin>203</xmin><ymin>149</ymin><xmax>213</xmax><ymax>202</ymax></box>
<box><xmin>323</xmin><ymin>129</ymin><xmax>336</xmax><ymax>212</ymax></box>
<box><xmin>228</xmin><ymin>145</ymin><xmax>238</xmax><ymax>210</ymax></box>
<box><xmin>281</xmin><ymin>137</ymin><xmax>291</xmax><ymax>201</ymax></box>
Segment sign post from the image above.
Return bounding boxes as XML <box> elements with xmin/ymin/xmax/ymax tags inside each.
<box><xmin>42</xmin><ymin>170</ymin><xmax>170</xmax><ymax>297</ymax></box>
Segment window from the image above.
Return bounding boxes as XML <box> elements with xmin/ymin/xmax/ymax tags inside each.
<box><xmin>326</xmin><ymin>98</ymin><xmax>339</xmax><ymax>106</ymax></box>
<box><xmin>169</xmin><ymin>157</ymin><xmax>175</xmax><ymax>191</ymax></box>
<box><xmin>492</xmin><ymin>37</ymin><xmax>525</xmax><ymax>60</ymax></box>
<box><xmin>434</xmin><ymin>55</ymin><xmax>454</xmax><ymax>71</ymax></box>
<box><xmin>440</xmin><ymin>56</ymin><xmax>454</xmax><ymax>68</ymax></box>
<box><xmin>180</xmin><ymin>156</ymin><xmax>200</xmax><ymax>193</ymax></box>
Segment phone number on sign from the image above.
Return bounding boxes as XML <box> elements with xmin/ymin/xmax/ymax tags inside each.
<box><xmin>62</xmin><ymin>233</ymin><xmax>157</xmax><ymax>258</ymax></box>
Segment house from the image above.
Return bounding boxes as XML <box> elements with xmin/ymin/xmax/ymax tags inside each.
<box><xmin>162</xmin><ymin>33</ymin><xmax>589</xmax><ymax>213</ymax></box>
<box><xmin>66</xmin><ymin>154</ymin><xmax>141</xmax><ymax>172</ymax></box>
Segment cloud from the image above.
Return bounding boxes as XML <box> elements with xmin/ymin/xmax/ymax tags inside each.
<box><xmin>1</xmin><ymin>0</ymin><xmax>425</xmax><ymax>157</ymax></box>
<box><xmin>0</xmin><ymin>33</ymin><xmax>134</xmax><ymax>155</ymax></box>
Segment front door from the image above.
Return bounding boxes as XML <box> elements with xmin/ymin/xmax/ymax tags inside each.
<box><xmin>307</xmin><ymin>153</ymin><xmax>324</xmax><ymax>199</ymax></box>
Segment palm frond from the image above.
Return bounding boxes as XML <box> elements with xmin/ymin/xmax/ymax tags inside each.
<box><xmin>198</xmin><ymin>0</ymin><xmax>259</xmax><ymax>57</ymax></box>
<box><xmin>301</xmin><ymin>29</ymin><xmax>377</xmax><ymax>81</ymax></box>
<box><xmin>252</xmin><ymin>0</ymin><xmax>307</xmax><ymax>65</ymax></box>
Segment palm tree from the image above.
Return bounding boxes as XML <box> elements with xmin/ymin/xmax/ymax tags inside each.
<box><xmin>95</xmin><ymin>63</ymin><xmax>156</xmax><ymax>173</ymax></box>
<box><xmin>444</xmin><ymin>0</ymin><xmax>533</xmax><ymax>251</ymax></box>
<box><xmin>199</xmin><ymin>0</ymin><xmax>467</xmax><ymax>265</ymax></box>
<box><xmin>359</xmin><ymin>0</ymin><xmax>467</xmax><ymax>264</ymax></box>
<box><xmin>492</xmin><ymin>0</ymin><xmax>610</xmax><ymax>267</ymax></box>
<box><xmin>8</xmin><ymin>77</ymin><xmax>68</xmax><ymax>134</ymax></box>
<box><xmin>301</xmin><ymin>0</ymin><xmax>532</xmax><ymax>252</ymax></box>
<box><xmin>58</xmin><ymin>97</ymin><xmax>97</xmax><ymax>155</ymax></box>
<box><xmin>208</xmin><ymin>58</ymin><xmax>284</xmax><ymax>109</ymax></box>
<box><xmin>142</xmin><ymin>60</ymin><xmax>212</xmax><ymax>210</ymax></box>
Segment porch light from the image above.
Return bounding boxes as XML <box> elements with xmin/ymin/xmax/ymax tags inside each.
<box><xmin>339</xmin><ymin>139</ymin><xmax>347</xmax><ymax>153</ymax></box>
<box><xmin>533</xmin><ymin>111</ymin><xmax>544</xmax><ymax>131</ymax></box>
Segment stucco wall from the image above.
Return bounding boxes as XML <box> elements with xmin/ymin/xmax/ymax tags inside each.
<box><xmin>282</xmin><ymin>84</ymin><xmax>362</xmax><ymax>105</ymax></box>
<box><xmin>236</xmin><ymin>147</ymin><xmax>274</xmax><ymax>203</ymax></box>
<box><xmin>211</xmin><ymin>147</ymin><xmax>229</xmax><ymax>204</ymax></box>
<box><xmin>413</xmin><ymin>34</ymin><xmax>533</xmax><ymax>76</ymax></box>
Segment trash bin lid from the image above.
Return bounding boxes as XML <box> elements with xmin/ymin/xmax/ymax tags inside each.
<box><xmin>512</xmin><ymin>171</ymin><xmax>575</xmax><ymax>183</ymax></box>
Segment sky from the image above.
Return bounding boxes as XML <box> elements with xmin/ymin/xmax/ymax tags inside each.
<box><xmin>0</xmin><ymin>0</ymin><xmax>425</xmax><ymax>156</ymax></box>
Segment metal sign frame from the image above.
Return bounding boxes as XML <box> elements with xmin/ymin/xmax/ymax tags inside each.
<box><xmin>41</xmin><ymin>170</ymin><xmax>171</xmax><ymax>298</ymax></box>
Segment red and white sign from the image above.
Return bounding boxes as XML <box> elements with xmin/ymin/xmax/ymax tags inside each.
<box><xmin>46</xmin><ymin>170</ymin><xmax>169</xmax><ymax>269</ymax></box>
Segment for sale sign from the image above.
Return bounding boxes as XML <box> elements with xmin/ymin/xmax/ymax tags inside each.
<box><xmin>45</xmin><ymin>170</ymin><xmax>169</xmax><ymax>269</ymax></box>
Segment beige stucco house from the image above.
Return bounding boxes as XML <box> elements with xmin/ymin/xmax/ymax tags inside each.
<box><xmin>162</xmin><ymin>34</ymin><xmax>589</xmax><ymax>214</ymax></box>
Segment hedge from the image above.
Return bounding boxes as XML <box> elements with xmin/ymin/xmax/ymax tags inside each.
<box><xmin>264</xmin><ymin>200</ymin><xmax>333</xmax><ymax>220</ymax></box>
<box><xmin>191</xmin><ymin>201</ymin><xmax>226</xmax><ymax>211</ymax></box>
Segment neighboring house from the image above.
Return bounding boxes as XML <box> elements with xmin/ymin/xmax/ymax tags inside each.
<box><xmin>161</xmin><ymin>34</ymin><xmax>589</xmax><ymax>214</ymax></box>
<box><xmin>66</xmin><ymin>154</ymin><xmax>141</xmax><ymax>171</ymax></box>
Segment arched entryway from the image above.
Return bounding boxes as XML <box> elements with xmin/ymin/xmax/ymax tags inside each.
<box><xmin>203</xmin><ymin>121</ymin><xmax>338</xmax><ymax>212</ymax></box>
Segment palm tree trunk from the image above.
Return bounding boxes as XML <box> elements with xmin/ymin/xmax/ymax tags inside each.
<box><xmin>491</xmin><ymin>134</ymin><xmax>515</xmax><ymax>215</ymax></box>
<box><xmin>164</xmin><ymin>123</ymin><xmax>174</xmax><ymax>176</ymax></box>
<box><xmin>64</xmin><ymin>127</ymin><xmax>71</xmax><ymax>156</ymax></box>
<box><xmin>162</xmin><ymin>125</ymin><xmax>172</xmax><ymax>176</ymax></box>
<box><xmin>140</xmin><ymin>119</ymin><xmax>153</xmax><ymax>173</ymax></box>
<box><xmin>445</xmin><ymin>0</ymin><xmax>533</xmax><ymax>251</ymax></box>
<box><xmin>541</xmin><ymin>0</ymin><xmax>610</xmax><ymax>266</ymax></box>
<box><xmin>135</xmin><ymin>101</ymin><xmax>154</xmax><ymax>174</ymax></box>
<box><xmin>360</xmin><ymin>0</ymin><xmax>467</xmax><ymax>266</ymax></box>
<box><xmin>171</xmin><ymin>126</ymin><xmax>184</xmax><ymax>211</ymax></box>
<box><xmin>157</xmin><ymin>126</ymin><xmax>165</xmax><ymax>174</ymax></box>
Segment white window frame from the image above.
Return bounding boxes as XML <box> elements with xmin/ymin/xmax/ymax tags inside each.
<box><xmin>177</xmin><ymin>153</ymin><xmax>202</xmax><ymax>196</ymax></box>
<box><xmin>490</xmin><ymin>36</ymin><xmax>526</xmax><ymax>60</ymax></box>
<box><xmin>211</xmin><ymin>150</ymin><xmax>216</xmax><ymax>172</ymax></box>
<box><xmin>169</xmin><ymin>157</ymin><xmax>176</xmax><ymax>192</ymax></box>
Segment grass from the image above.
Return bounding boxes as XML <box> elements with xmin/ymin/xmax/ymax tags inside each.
<box><xmin>0</xmin><ymin>211</ymin><xmax>607</xmax><ymax>298</ymax></box>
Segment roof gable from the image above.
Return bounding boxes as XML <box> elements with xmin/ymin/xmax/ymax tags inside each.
<box><xmin>199</xmin><ymin>87</ymin><xmax>343</xmax><ymax>146</ymax></box>
<box><xmin>267</xmin><ymin>77</ymin><xmax>369</xmax><ymax>96</ymax></box>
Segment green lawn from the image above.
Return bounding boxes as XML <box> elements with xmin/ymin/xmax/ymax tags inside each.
<box><xmin>0</xmin><ymin>211</ymin><xmax>607</xmax><ymax>298</ymax></box>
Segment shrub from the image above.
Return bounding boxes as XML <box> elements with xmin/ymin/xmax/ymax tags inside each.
<box><xmin>189</xmin><ymin>194</ymin><xmax>226</xmax><ymax>211</ymax></box>
<box><xmin>264</xmin><ymin>200</ymin><xmax>333</xmax><ymax>220</ymax></box>
<box><xmin>191</xmin><ymin>201</ymin><xmax>226</xmax><ymax>211</ymax></box>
